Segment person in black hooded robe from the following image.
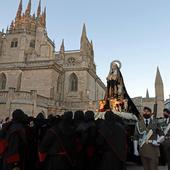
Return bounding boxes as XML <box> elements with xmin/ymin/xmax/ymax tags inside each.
<box><xmin>34</xmin><ymin>112</ymin><xmax>49</xmax><ymax>145</ymax></box>
<box><xmin>74</xmin><ymin>110</ymin><xmax>85</xmax><ymax>170</ymax></box>
<box><xmin>96</xmin><ymin>111</ymin><xmax>127</xmax><ymax>170</ymax></box>
<box><xmin>83</xmin><ymin>111</ymin><xmax>97</xmax><ymax>170</ymax></box>
<box><xmin>25</xmin><ymin>112</ymin><xmax>48</xmax><ymax>170</ymax></box>
<box><xmin>2</xmin><ymin>109</ymin><xmax>28</xmax><ymax>170</ymax></box>
<box><xmin>39</xmin><ymin>111</ymin><xmax>76</xmax><ymax>170</ymax></box>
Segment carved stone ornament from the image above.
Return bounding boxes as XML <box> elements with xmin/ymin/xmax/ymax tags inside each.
<box><xmin>67</xmin><ymin>57</ymin><xmax>76</xmax><ymax>64</ymax></box>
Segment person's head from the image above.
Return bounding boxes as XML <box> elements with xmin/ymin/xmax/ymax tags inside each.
<box><xmin>143</xmin><ymin>106</ymin><xmax>152</xmax><ymax>119</ymax></box>
<box><xmin>105</xmin><ymin>111</ymin><xmax>114</xmax><ymax>121</ymax></box>
<box><xmin>74</xmin><ymin>110</ymin><xmax>84</xmax><ymax>122</ymax></box>
<box><xmin>36</xmin><ymin>112</ymin><xmax>45</xmax><ymax>120</ymax></box>
<box><xmin>63</xmin><ymin>111</ymin><xmax>73</xmax><ymax>123</ymax></box>
<box><xmin>111</xmin><ymin>63</ymin><xmax>118</xmax><ymax>71</ymax></box>
<box><xmin>163</xmin><ymin>108</ymin><xmax>170</xmax><ymax>118</ymax></box>
<box><xmin>84</xmin><ymin>110</ymin><xmax>95</xmax><ymax>122</ymax></box>
<box><xmin>12</xmin><ymin>109</ymin><xmax>28</xmax><ymax>123</ymax></box>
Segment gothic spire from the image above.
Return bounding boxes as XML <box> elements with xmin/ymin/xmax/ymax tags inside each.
<box><xmin>81</xmin><ymin>23</ymin><xmax>87</xmax><ymax>39</ymax></box>
<box><xmin>44</xmin><ymin>7</ymin><xmax>46</xmax><ymax>26</ymax></box>
<box><xmin>90</xmin><ymin>40</ymin><xmax>93</xmax><ymax>48</ymax></box>
<box><xmin>60</xmin><ymin>39</ymin><xmax>65</xmax><ymax>54</ymax></box>
<box><xmin>155</xmin><ymin>66</ymin><xmax>163</xmax><ymax>86</ymax></box>
<box><xmin>146</xmin><ymin>88</ymin><xmax>149</xmax><ymax>98</ymax></box>
<box><xmin>37</xmin><ymin>0</ymin><xmax>41</xmax><ymax>17</ymax></box>
<box><xmin>155</xmin><ymin>66</ymin><xmax>164</xmax><ymax>100</ymax></box>
<box><xmin>16</xmin><ymin>0</ymin><xmax>22</xmax><ymax>18</ymax></box>
<box><xmin>10</xmin><ymin>20</ymin><xmax>14</xmax><ymax>30</ymax></box>
<box><xmin>25</xmin><ymin>0</ymin><xmax>31</xmax><ymax>16</ymax></box>
<box><xmin>80</xmin><ymin>23</ymin><xmax>90</xmax><ymax>55</ymax></box>
<box><xmin>90</xmin><ymin>40</ymin><xmax>94</xmax><ymax>56</ymax></box>
<box><xmin>59</xmin><ymin>39</ymin><xmax>65</xmax><ymax>60</ymax></box>
<box><xmin>6</xmin><ymin>26</ymin><xmax>9</xmax><ymax>33</ymax></box>
<box><xmin>41</xmin><ymin>7</ymin><xmax>46</xmax><ymax>27</ymax></box>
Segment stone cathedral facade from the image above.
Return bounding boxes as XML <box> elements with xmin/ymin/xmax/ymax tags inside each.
<box><xmin>0</xmin><ymin>0</ymin><xmax>105</xmax><ymax>118</ymax></box>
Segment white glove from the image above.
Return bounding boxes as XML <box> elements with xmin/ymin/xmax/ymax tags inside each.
<box><xmin>134</xmin><ymin>149</ymin><xmax>139</xmax><ymax>156</ymax></box>
<box><xmin>157</xmin><ymin>136</ymin><xmax>165</xmax><ymax>144</ymax></box>
<box><xmin>133</xmin><ymin>140</ymin><xmax>139</xmax><ymax>156</ymax></box>
<box><xmin>152</xmin><ymin>140</ymin><xmax>160</xmax><ymax>146</ymax></box>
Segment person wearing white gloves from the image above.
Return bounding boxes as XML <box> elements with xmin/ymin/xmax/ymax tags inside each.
<box><xmin>133</xmin><ymin>106</ymin><xmax>164</xmax><ymax>170</ymax></box>
<box><xmin>161</xmin><ymin>108</ymin><xmax>170</xmax><ymax>170</ymax></box>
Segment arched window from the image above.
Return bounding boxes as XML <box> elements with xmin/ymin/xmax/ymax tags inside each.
<box><xmin>69</xmin><ymin>73</ymin><xmax>78</xmax><ymax>92</ymax></box>
<box><xmin>30</xmin><ymin>40</ymin><xmax>35</xmax><ymax>48</ymax></box>
<box><xmin>11</xmin><ymin>38</ymin><xmax>18</xmax><ymax>48</ymax></box>
<box><xmin>0</xmin><ymin>73</ymin><xmax>6</xmax><ymax>90</ymax></box>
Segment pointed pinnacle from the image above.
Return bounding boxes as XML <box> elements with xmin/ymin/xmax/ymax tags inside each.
<box><xmin>25</xmin><ymin>0</ymin><xmax>31</xmax><ymax>16</ymax></box>
<box><xmin>60</xmin><ymin>39</ymin><xmax>65</xmax><ymax>52</ymax></box>
<box><xmin>82</xmin><ymin>23</ymin><xmax>87</xmax><ymax>37</ymax></box>
<box><xmin>155</xmin><ymin>66</ymin><xmax>163</xmax><ymax>85</ymax></box>
<box><xmin>16</xmin><ymin>0</ymin><xmax>22</xmax><ymax>18</ymax></box>
<box><xmin>146</xmin><ymin>88</ymin><xmax>149</xmax><ymax>98</ymax></box>
<box><xmin>37</xmin><ymin>0</ymin><xmax>41</xmax><ymax>17</ymax></box>
<box><xmin>91</xmin><ymin>40</ymin><xmax>93</xmax><ymax>48</ymax></box>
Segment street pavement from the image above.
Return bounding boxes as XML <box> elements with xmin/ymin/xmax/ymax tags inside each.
<box><xmin>127</xmin><ymin>165</ymin><xmax>167</xmax><ymax>170</ymax></box>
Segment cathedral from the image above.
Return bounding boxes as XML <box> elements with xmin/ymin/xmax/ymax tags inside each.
<box><xmin>0</xmin><ymin>0</ymin><xmax>105</xmax><ymax>118</ymax></box>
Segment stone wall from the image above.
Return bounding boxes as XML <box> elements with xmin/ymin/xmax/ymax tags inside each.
<box><xmin>0</xmin><ymin>89</ymin><xmax>54</xmax><ymax>119</ymax></box>
<box><xmin>21</xmin><ymin>69</ymin><xmax>53</xmax><ymax>98</ymax></box>
<box><xmin>0</xmin><ymin>70</ymin><xmax>22</xmax><ymax>90</ymax></box>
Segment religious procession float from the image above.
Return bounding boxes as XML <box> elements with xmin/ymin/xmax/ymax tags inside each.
<box><xmin>95</xmin><ymin>60</ymin><xmax>140</xmax><ymax>124</ymax></box>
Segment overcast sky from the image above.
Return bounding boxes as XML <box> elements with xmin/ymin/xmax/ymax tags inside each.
<box><xmin>0</xmin><ymin>0</ymin><xmax>170</xmax><ymax>99</ymax></box>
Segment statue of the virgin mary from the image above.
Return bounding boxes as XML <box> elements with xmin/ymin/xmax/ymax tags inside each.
<box><xmin>104</xmin><ymin>60</ymin><xmax>140</xmax><ymax>117</ymax></box>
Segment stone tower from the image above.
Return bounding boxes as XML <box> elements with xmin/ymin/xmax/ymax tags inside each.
<box><xmin>0</xmin><ymin>0</ymin><xmax>61</xmax><ymax>117</ymax></box>
<box><xmin>80</xmin><ymin>24</ymin><xmax>96</xmax><ymax>72</ymax></box>
<box><xmin>57</xmin><ymin>23</ymin><xmax>105</xmax><ymax>111</ymax></box>
<box><xmin>155</xmin><ymin>67</ymin><xmax>164</xmax><ymax>117</ymax></box>
<box><xmin>0</xmin><ymin>0</ymin><xmax>55</xmax><ymax>63</ymax></box>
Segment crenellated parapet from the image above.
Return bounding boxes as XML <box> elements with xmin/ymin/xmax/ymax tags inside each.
<box><xmin>0</xmin><ymin>88</ymin><xmax>57</xmax><ymax>118</ymax></box>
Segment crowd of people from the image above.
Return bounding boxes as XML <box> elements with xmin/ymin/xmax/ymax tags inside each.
<box><xmin>0</xmin><ymin>109</ymin><xmax>127</xmax><ymax>170</ymax></box>
<box><xmin>0</xmin><ymin>107</ymin><xmax>170</xmax><ymax>170</ymax></box>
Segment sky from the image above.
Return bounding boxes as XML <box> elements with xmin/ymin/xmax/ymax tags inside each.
<box><xmin>0</xmin><ymin>0</ymin><xmax>170</xmax><ymax>99</ymax></box>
